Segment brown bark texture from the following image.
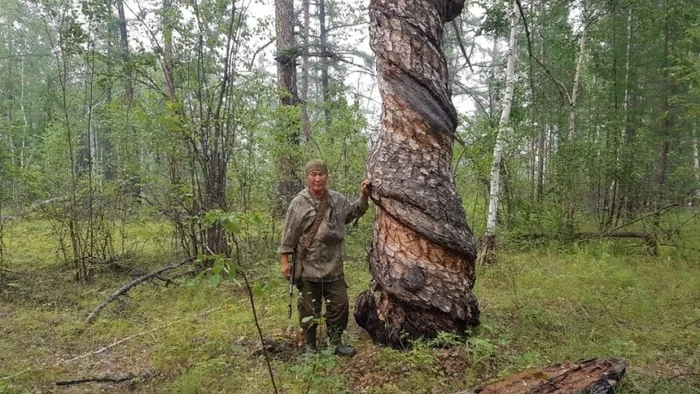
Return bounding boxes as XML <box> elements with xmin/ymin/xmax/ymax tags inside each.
<box><xmin>468</xmin><ymin>357</ymin><xmax>626</xmax><ymax>394</ymax></box>
<box><xmin>354</xmin><ymin>0</ymin><xmax>479</xmax><ymax>349</ymax></box>
<box><xmin>275</xmin><ymin>0</ymin><xmax>298</xmax><ymax>107</ymax></box>
<box><xmin>273</xmin><ymin>0</ymin><xmax>302</xmax><ymax>218</ymax></box>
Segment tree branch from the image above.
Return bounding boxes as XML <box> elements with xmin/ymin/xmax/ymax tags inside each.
<box><xmin>451</xmin><ymin>20</ymin><xmax>474</xmax><ymax>73</ymax></box>
<box><xmin>56</xmin><ymin>372</ymin><xmax>151</xmax><ymax>386</ymax></box>
<box><xmin>84</xmin><ymin>257</ymin><xmax>196</xmax><ymax>324</ymax></box>
<box><xmin>514</xmin><ymin>0</ymin><xmax>570</xmax><ymax>103</ymax></box>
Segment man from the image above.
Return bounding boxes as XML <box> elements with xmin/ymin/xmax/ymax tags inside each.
<box><xmin>279</xmin><ymin>160</ymin><xmax>370</xmax><ymax>357</ymax></box>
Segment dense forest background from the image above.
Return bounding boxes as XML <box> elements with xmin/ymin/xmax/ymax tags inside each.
<box><xmin>0</xmin><ymin>0</ymin><xmax>699</xmax><ymax>392</ymax></box>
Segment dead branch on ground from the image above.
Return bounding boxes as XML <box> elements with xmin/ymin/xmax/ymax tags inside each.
<box><xmin>55</xmin><ymin>372</ymin><xmax>151</xmax><ymax>386</ymax></box>
<box><xmin>576</xmin><ymin>231</ymin><xmax>659</xmax><ymax>256</ymax></box>
<box><xmin>466</xmin><ymin>357</ymin><xmax>626</xmax><ymax>394</ymax></box>
<box><xmin>84</xmin><ymin>257</ymin><xmax>196</xmax><ymax>324</ymax></box>
<box><xmin>64</xmin><ymin>305</ymin><xmax>226</xmax><ymax>364</ymax></box>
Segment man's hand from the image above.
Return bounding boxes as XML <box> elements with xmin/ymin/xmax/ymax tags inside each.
<box><xmin>360</xmin><ymin>179</ymin><xmax>371</xmax><ymax>203</ymax></box>
<box><xmin>280</xmin><ymin>254</ymin><xmax>291</xmax><ymax>279</ymax></box>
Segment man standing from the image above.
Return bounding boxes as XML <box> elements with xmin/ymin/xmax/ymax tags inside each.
<box><xmin>279</xmin><ymin>160</ymin><xmax>370</xmax><ymax>357</ymax></box>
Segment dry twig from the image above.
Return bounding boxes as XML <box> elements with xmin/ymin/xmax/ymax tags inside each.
<box><xmin>85</xmin><ymin>257</ymin><xmax>196</xmax><ymax>324</ymax></box>
<box><xmin>56</xmin><ymin>372</ymin><xmax>151</xmax><ymax>386</ymax></box>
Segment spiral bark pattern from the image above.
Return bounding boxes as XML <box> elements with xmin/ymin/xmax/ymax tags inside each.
<box><xmin>354</xmin><ymin>0</ymin><xmax>480</xmax><ymax>348</ymax></box>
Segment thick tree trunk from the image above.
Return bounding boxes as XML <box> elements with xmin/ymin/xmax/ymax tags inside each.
<box><xmin>478</xmin><ymin>0</ymin><xmax>519</xmax><ymax>267</ymax></box>
<box><xmin>355</xmin><ymin>0</ymin><xmax>479</xmax><ymax>348</ymax></box>
<box><xmin>274</xmin><ymin>0</ymin><xmax>302</xmax><ymax>217</ymax></box>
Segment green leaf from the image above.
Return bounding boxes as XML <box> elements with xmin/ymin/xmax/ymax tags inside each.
<box><xmin>301</xmin><ymin>316</ymin><xmax>314</xmax><ymax>324</ymax></box>
<box><xmin>209</xmin><ymin>274</ymin><xmax>222</xmax><ymax>287</ymax></box>
<box><xmin>212</xmin><ymin>259</ymin><xmax>225</xmax><ymax>275</ymax></box>
<box><xmin>224</xmin><ymin>218</ymin><xmax>242</xmax><ymax>234</ymax></box>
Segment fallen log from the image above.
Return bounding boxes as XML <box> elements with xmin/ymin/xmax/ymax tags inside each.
<box><xmin>462</xmin><ymin>357</ymin><xmax>626</xmax><ymax>394</ymax></box>
<box><xmin>56</xmin><ymin>372</ymin><xmax>151</xmax><ymax>386</ymax></box>
<box><xmin>84</xmin><ymin>257</ymin><xmax>196</xmax><ymax>324</ymax></box>
<box><xmin>576</xmin><ymin>232</ymin><xmax>658</xmax><ymax>256</ymax></box>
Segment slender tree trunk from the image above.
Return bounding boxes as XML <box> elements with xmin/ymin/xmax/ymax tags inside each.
<box><xmin>300</xmin><ymin>0</ymin><xmax>311</xmax><ymax>142</ymax></box>
<box><xmin>104</xmin><ymin>1</ymin><xmax>115</xmax><ymax>180</ymax></box>
<box><xmin>656</xmin><ymin>0</ymin><xmax>674</xmax><ymax>223</ymax></box>
<box><xmin>534</xmin><ymin>0</ymin><xmax>546</xmax><ymax>203</ymax></box>
<box><xmin>478</xmin><ymin>1</ymin><xmax>519</xmax><ymax>266</ymax></box>
<box><xmin>319</xmin><ymin>0</ymin><xmax>331</xmax><ymax>131</ymax></box>
<box><xmin>488</xmin><ymin>36</ymin><xmax>498</xmax><ymax>120</ymax></box>
<box><xmin>355</xmin><ymin>0</ymin><xmax>480</xmax><ymax>348</ymax></box>
<box><xmin>568</xmin><ymin>3</ymin><xmax>587</xmax><ymax>141</ymax></box>
<box><xmin>693</xmin><ymin>127</ymin><xmax>699</xmax><ymax>203</ymax></box>
<box><xmin>116</xmin><ymin>0</ymin><xmax>133</xmax><ymax>103</ymax></box>
<box><xmin>163</xmin><ymin>0</ymin><xmax>176</xmax><ymax>101</ymax></box>
<box><xmin>610</xmin><ymin>9</ymin><xmax>633</xmax><ymax>226</ymax></box>
<box><xmin>274</xmin><ymin>0</ymin><xmax>302</xmax><ymax>217</ymax></box>
<box><xmin>564</xmin><ymin>2</ymin><xmax>589</xmax><ymax>228</ymax></box>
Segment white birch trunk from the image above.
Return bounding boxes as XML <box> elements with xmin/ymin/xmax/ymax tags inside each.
<box><xmin>478</xmin><ymin>0</ymin><xmax>519</xmax><ymax>265</ymax></box>
<box><xmin>568</xmin><ymin>1</ymin><xmax>588</xmax><ymax>141</ymax></box>
<box><xmin>488</xmin><ymin>36</ymin><xmax>499</xmax><ymax>119</ymax></box>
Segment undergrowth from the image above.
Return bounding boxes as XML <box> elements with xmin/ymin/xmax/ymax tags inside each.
<box><xmin>0</xmin><ymin>214</ymin><xmax>698</xmax><ymax>393</ymax></box>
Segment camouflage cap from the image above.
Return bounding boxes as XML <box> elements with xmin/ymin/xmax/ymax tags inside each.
<box><xmin>304</xmin><ymin>160</ymin><xmax>328</xmax><ymax>175</ymax></box>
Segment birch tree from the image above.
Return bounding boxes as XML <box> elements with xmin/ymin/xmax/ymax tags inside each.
<box><xmin>477</xmin><ymin>0</ymin><xmax>519</xmax><ymax>266</ymax></box>
<box><xmin>567</xmin><ymin>0</ymin><xmax>588</xmax><ymax>141</ymax></box>
<box><xmin>354</xmin><ymin>0</ymin><xmax>480</xmax><ymax>348</ymax></box>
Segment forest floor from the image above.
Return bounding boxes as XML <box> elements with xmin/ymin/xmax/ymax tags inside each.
<box><xmin>0</xmin><ymin>217</ymin><xmax>699</xmax><ymax>393</ymax></box>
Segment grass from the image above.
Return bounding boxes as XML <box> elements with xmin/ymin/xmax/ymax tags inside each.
<box><xmin>1</xmin><ymin>214</ymin><xmax>699</xmax><ymax>393</ymax></box>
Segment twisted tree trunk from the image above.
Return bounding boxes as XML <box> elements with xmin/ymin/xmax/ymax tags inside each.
<box><xmin>354</xmin><ymin>0</ymin><xmax>479</xmax><ymax>349</ymax></box>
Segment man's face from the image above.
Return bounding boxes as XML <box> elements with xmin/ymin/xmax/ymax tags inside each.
<box><xmin>306</xmin><ymin>170</ymin><xmax>328</xmax><ymax>194</ymax></box>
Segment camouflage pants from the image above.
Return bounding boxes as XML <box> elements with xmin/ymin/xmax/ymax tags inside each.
<box><xmin>297</xmin><ymin>279</ymin><xmax>349</xmax><ymax>335</ymax></box>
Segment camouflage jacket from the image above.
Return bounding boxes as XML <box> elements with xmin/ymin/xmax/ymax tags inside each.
<box><xmin>278</xmin><ymin>188</ymin><xmax>369</xmax><ymax>282</ymax></box>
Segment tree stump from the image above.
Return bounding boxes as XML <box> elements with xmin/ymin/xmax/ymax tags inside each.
<box><xmin>463</xmin><ymin>357</ymin><xmax>627</xmax><ymax>394</ymax></box>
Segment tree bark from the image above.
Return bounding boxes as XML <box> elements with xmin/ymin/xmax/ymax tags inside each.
<box><xmin>274</xmin><ymin>0</ymin><xmax>302</xmax><ymax>217</ymax></box>
<box><xmin>534</xmin><ymin>0</ymin><xmax>547</xmax><ymax>203</ymax></box>
<box><xmin>300</xmin><ymin>0</ymin><xmax>311</xmax><ymax>142</ymax></box>
<box><xmin>162</xmin><ymin>0</ymin><xmax>176</xmax><ymax>101</ymax></box>
<box><xmin>608</xmin><ymin>9</ymin><xmax>634</xmax><ymax>227</ymax></box>
<box><xmin>469</xmin><ymin>357</ymin><xmax>626</xmax><ymax>394</ymax></box>
<box><xmin>693</xmin><ymin>127</ymin><xmax>699</xmax><ymax>202</ymax></box>
<box><xmin>355</xmin><ymin>0</ymin><xmax>479</xmax><ymax>348</ymax></box>
<box><xmin>116</xmin><ymin>0</ymin><xmax>133</xmax><ymax>103</ymax></box>
<box><xmin>568</xmin><ymin>1</ymin><xmax>587</xmax><ymax>141</ymax></box>
<box><xmin>478</xmin><ymin>0</ymin><xmax>519</xmax><ymax>266</ymax></box>
<box><xmin>319</xmin><ymin>0</ymin><xmax>331</xmax><ymax>131</ymax></box>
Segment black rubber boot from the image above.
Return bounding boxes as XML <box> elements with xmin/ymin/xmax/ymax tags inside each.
<box><xmin>304</xmin><ymin>326</ymin><xmax>318</xmax><ymax>355</ymax></box>
<box><xmin>329</xmin><ymin>330</ymin><xmax>356</xmax><ymax>357</ymax></box>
